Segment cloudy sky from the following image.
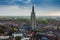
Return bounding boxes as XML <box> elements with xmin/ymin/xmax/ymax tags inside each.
<box><xmin>0</xmin><ymin>0</ymin><xmax>60</xmax><ymax>16</ymax></box>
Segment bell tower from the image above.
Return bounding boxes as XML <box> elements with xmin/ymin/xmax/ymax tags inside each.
<box><xmin>31</xmin><ymin>5</ymin><xmax>36</xmax><ymax>30</ymax></box>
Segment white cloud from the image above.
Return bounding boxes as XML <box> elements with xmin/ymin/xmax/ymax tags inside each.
<box><xmin>0</xmin><ymin>5</ymin><xmax>60</xmax><ymax>16</ymax></box>
<box><xmin>0</xmin><ymin>5</ymin><xmax>31</xmax><ymax>16</ymax></box>
<box><xmin>35</xmin><ymin>7</ymin><xmax>60</xmax><ymax>16</ymax></box>
<box><xmin>18</xmin><ymin>0</ymin><xmax>31</xmax><ymax>3</ymax></box>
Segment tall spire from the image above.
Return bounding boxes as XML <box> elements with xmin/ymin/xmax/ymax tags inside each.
<box><xmin>32</xmin><ymin>5</ymin><xmax>35</xmax><ymax>14</ymax></box>
<box><xmin>31</xmin><ymin>4</ymin><xmax>36</xmax><ymax>30</ymax></box>
<box><xmin>32</xmin><ymin>5</ymin><xmax>34</xmax><ymax>12</ymax></box>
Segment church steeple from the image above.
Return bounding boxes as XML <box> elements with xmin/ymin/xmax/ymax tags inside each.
<box><xmin>31</xmin><ymin>5</ymin><xmax>36</xmax><ymax>30</ymax></box>
<box><xmin>32</xmin><ymin>5</ymin><xmax>34</xmax><ymax>13</ymax></box>
<box><xmin>31</xmin><ymin>5</ymin><xmax>35</xmax><ymax>16</ymax></box>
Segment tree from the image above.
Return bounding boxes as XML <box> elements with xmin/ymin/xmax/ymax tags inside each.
<box><xmin>37</xmin><ymin>19</ymin><xmax>48</xmax><ymax>24</ymax></box>
<box><xmin>12</xmin><ymin>27</ymin><xmax>18</xmax><ymax>32</ymax></box>
<box><xmin>15</xmin><ymin>36</ymin><xmax>21</xmax><ymax>40</ymax></box>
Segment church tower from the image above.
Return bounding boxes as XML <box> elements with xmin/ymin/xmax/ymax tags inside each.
<box><xmin>31</xmin><ymin>5</ymin><xmax>36</xmax><ymax>30</ymax></box>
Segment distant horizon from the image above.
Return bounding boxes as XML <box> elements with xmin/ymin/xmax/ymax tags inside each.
<box><xmin>0</xmin><ymin>16</ymin><xmax>60</xmax><ymax>17</ymax></box>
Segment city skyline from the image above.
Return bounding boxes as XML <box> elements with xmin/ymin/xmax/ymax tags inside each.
<box><xmin>0</xmin><ymin>0</ymin><xmax>60</xmax><ymax>16</ymax></box>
